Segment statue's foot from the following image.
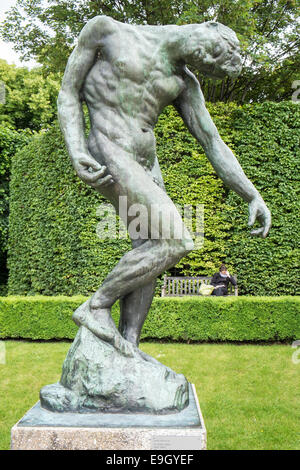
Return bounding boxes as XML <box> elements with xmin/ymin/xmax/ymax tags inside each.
<box><xmin>112</xmin><ymin>333</ymin><xmax>137</xmax><ymax>358</ymax></box>
<box><xmin>72</xmin><ymin>300</ymin><xmax>91</xmax><ymax>327</ymax></box>
<box><xmin>72</xmin><ymin>300</ymin><xmax>135</xmax><ymax>358</ymax></box>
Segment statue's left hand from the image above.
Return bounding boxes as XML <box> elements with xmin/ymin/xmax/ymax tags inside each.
<box><xmin>248</xmin><ymin>196</ymin><xmax>271</xmax><ymax>238</ymax></box>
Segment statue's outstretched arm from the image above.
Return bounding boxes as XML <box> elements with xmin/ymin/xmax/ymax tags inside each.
<box><xmin>174</xmin><ymin>67</ymin><xmax>271</xmax><ymax>238</ymax></box>
<box><xmin>57</xmin><ymin>15</ymin><xmax>114</xmax><ymax>188</ymax></box>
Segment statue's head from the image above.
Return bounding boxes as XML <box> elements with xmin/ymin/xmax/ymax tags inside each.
<box><xmin>184</xmin><ymin>22</ymin><xmax>242</xmax><ymax>79</ymax></box>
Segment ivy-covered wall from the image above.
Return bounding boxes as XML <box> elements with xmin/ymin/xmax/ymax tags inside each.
<box><xmin>7</xmin><ymin>102</ymin><xmax>299</xmax><ymax>296</ymax></box>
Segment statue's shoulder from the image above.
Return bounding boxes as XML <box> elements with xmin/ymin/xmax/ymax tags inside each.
<box><xmin>84</xmin><ymin>15</ymin><xmax>117</xmax><ymax>35</ymax></box>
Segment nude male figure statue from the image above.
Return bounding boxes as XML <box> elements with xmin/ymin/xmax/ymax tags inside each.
<box><xmin>58</xmin><ymin>16</ymin><xmax>271</xmax><ymax>355</ymax></box>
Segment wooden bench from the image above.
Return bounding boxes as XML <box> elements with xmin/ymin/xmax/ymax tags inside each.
<box><xmin>161</xmin><ymin>275</ymin><xmax>238</xmax><ymax>297</ymax></box>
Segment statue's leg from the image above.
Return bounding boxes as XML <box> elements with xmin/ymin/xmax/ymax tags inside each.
<box><xmin>73</xmin><ymin>137</ymin><xmax>193</xmax><ymax>354</ymax></box>
<box><xmin>118</xmin><ymin>239</ymin><xmax>157</xmax><ymax>346</ymax></box>
<box><xmin>118</xmin><ymin>160</ymin><xmax>165</xmax><ymax>346</ymax></box>
<box><xmin>92</xmin><ymin>237</ymin><xmax>190</xmax><ymax>309</ymax></box>
<box><xmin>73</xmin><ymin>237</ymin><xmax>190</xmax><ymax>355</ymax></box>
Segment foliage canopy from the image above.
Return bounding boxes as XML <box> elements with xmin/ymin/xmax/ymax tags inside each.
<box><xmin>1</xmin><ymin>0</ymin><xmax>299</xmax><ymax>103</ymax></box>
<box><xmin>0</xmin><ymin>60</ymin><xmax>60</xmax><ymax>131</ymax></box>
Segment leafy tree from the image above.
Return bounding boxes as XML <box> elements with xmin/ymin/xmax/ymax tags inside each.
<box><xmin>0</xmin><ymin>60</ymin><xmax>60</xmax><ymax>131</ymax></box>
<box><xmin>179</xmin><ymin>0</ymin><xmax>300</xmax><ymax>103</ymax></box>
<box><xmin>0</xmin><ymin>0</ymin><xmax>299</xmax><ymax>102</ymax></box>
<box><xmin>0</xmin><ymin>0</ymin><xmax>188</xmax><ymax>71</ymax></box>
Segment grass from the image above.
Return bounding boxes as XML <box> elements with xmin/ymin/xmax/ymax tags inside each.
<box><xmin>0</xmin><ymin>340</ymin><xmax>299</xmax><ymax>450</ymax></box>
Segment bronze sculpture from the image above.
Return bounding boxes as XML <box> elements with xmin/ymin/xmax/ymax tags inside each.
<box><xmin>40</xmin><ymin>16</ymin><xmax>271</xmax><ymax>414</ymax></box>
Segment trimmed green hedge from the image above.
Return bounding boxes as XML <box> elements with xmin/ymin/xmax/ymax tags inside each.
<box><xmin>224</xmin><ymin>102</ymin><xmax>300</xmax><ymax>295</ymax></box>
<box><xmin>0</xmin><ymin>296</ymin><xmax>299</xmax><ymax>342</ymax></box>
<box><xmin>7</xmin><ymin>107</ymin><xmax>231</xmax><ymax>295</ymax></box>
<box><xmin>8</xmin><ymin>124</ymin><xmax>130</xmax><ymax>296</ymax></box>
<box><xmin>7</xmin><ymin>101</ymin><xmax>300</xmax><ymax>295</ymax></box>
<box><xmin>0</xmin><ymin>126</ymin><xmax>30</xmax><ymax>295</ymax></box>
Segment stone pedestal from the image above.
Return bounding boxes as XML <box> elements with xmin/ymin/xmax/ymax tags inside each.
<box><xmin>11</xmin><ymin>384</ymin><xmax>206</xmax><ymax>450</ymax></box>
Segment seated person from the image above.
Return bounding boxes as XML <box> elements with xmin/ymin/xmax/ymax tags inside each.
<box><xmin>211</xmin><ymin>264</ymin><xmax>237</xmax><ymax>296</ymax></box>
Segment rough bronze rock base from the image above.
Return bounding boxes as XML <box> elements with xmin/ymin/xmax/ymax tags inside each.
<box><xmin>40</xmin><ymin>326</ymin><xmax>189</xmax><ymax>414</ymax></box>
<box><xmin>11</xmin><ymin>385</ymin><xmax>206</xmax><ymax>450</ymax></box>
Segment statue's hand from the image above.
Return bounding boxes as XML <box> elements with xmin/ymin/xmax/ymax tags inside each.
<box><xmin>73</xmin><ymin>153</ymin><xmax>114</xmax><ymax>188</ymax></box>
<box><xmin>248</xmin><ymin>195</ymin><xmax>271</xmax><ymax>238</ymax></box>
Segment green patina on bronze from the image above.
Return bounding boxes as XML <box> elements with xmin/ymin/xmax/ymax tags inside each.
<box><xmin>40</xmin><ymin>16</ymin><xmax>271</xmax><ymax>414</ymax></box>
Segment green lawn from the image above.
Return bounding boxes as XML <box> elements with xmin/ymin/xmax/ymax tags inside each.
<box><xmin>0</xmin><ymin>341</ymin><xmax>299</xmax><ymax>450</ymax></box>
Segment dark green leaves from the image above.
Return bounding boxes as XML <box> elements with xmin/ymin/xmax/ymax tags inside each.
<box><xmin>6</xmin><ymin>102</ymin><xmax>300</xmax><ymax>296</ymax></box>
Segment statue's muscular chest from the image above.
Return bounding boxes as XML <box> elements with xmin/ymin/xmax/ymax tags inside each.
<box><xmin>85</xmin><ymin>31</ymin><xmax>184</xmax><ymax>109</ymax></box>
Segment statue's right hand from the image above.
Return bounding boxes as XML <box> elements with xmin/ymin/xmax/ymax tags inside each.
<box><xmin>73</xmin><ymin>153</ymin><xmax>114</xmax><ymax>188</ymax></box>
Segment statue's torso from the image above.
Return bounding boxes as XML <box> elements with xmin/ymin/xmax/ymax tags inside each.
<box><xmin>82</xmin><ymin>20</ymin><xmax>185</xmax><ymax>169</ymax></box>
